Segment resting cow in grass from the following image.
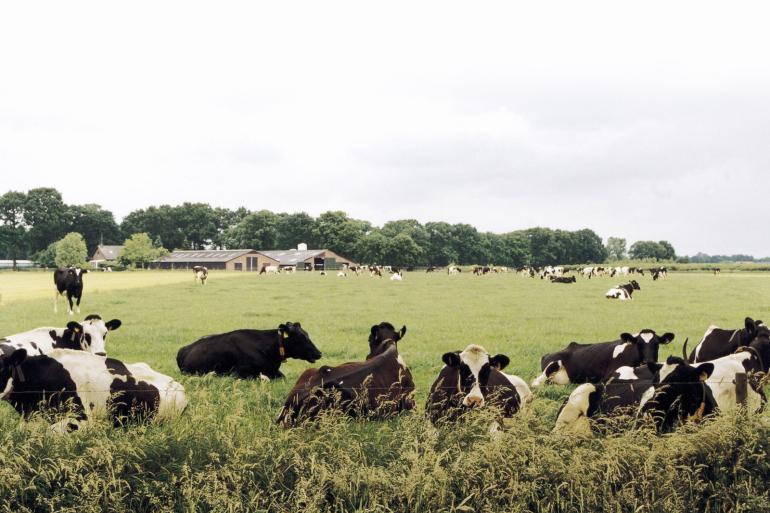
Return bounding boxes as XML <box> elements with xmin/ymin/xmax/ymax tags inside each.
<box><xmin>0</xmin><ymin>348</ymin><xmax>187</xmax><ymax>432</ymax></box>
<box><xmin>426</xmin><ymin>344</ymin><xmax>530</xmax><ymax>425</ymax></box>
<box><xmin>276</xmin><ymin>322</ymin><xmax>414</xmax><ymax>426</ymax></box>
<box><xmin>532</xmin><ymin>329</ymin><xmax>675</xmax><ymax>386</ymax></box>
<box><xmin>177</xmin><ymin>322</ymin><xmax>321</xmax><ymax>379</ymax></box>
<box><xmin>689</xmin><ymin>317</ymin><xmax>770</xmax><ymax>370</ymax></box>
<box><xmin>2</xmin><ymin>314</ymin><xmax>122</xmax><ymax>357</ymax></box>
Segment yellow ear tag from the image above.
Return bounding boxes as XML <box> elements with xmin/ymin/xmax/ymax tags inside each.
<box><xmin>283</xmin><ymin>332</ymin><xmax>289</xmax><ymax>339</ymax></box>
<box><xmin>74</xmin><ymin>328</ymin><xmax>81</xmax><ymax>333</ymax></box>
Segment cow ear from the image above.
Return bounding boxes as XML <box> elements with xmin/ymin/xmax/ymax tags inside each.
<box><xmin>278</xmin><ymin>323</ymin><xmax>287</xmax><ymax>332</ymax></box>
<box><xmin>294</xmin><ymin>322</ymin><xmax>301</xmax><ymax>328</ymax></box>
<box><xmin>105</xmin><ymin>319</ymin><xmax>122</xmax><ymax>331</ymax></box>
<box><xmin>620</xmin><ymin>333</ymin><xmax>635</xmax><ymax>343</ymax></box>
<box><xmin>369</xmin><ymin>325</ymin><xmax>380</xmax><ymax>341</ymax></box>
<box><xmin>745</xmin><ymin>317</ymin><xmax>756</xmax><ymax>334</ymax></box>
<box><xmin>66</xmin><ymin>322</ymin><xmax>82</xmax><ymax>333</ymax></box>
<box><xmin>398</xmin><ymin>325</ymin><xmax>407</xmax><ymax>340</ymax></box>
<box><xmin>659</xmin><ymin>333</ymin><xmax>675</xmax><ymax>344</ymax></box>
<box><xmin>81</xmin><ymin>269</ymin><xmax>88</xmax><ymax>274</ymax></box>
<box><xmin>695</xmin><ymin>362</ymin><xmax>714</xmax><ymax>382</ymax></box>
<box><xmin>647</xmin><ymin>362</ymin><xmax>663</xmax><ymax>375</ymax></box>
<box><xmin>442</xmin><ymin>352</ymin><xmax>461</xmax><ymax>367</ymax></box>
<box><xmin>8</xmin><ymin>348</ymin><xmax>27</xmax><ymax>367</ymax></box>
<box><xmin>489</xmin><ymin>354</ymin><xmax>510</xmax><ymax>371</ymax></box>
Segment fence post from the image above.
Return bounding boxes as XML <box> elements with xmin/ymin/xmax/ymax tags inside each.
<box><xmin>735</xmin><ymin>372</ymin><xmax>747</xmax><ymax>408</ymax></box>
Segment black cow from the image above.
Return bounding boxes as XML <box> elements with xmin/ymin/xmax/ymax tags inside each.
<box><xmin>176</xmin><ymin>322</ymin><xmax>321</xmax><ymax>379</ymax></box>
<box><xmin>0</xmin><ymin>347</ymin><xmax>187</xmax><ymax>431</ymax></box>
<box><xmin>426</xmin><ymin>344</ymin><xmax>523</xmax><ymax>424</ymax></box>
<box><xmin>53</xmin><ymin>267</ymin><xmax>87</xmax><ymax>315</ymax></box>
<box><xmin>532</xmin><ymin>329</ymin><xmax>675</xmax><ymax>386</ymax></box>
<box><xmin>553</xmin><ymin>358</ymin><xmax>717</xmax><ymax>434</ymax></box>
<box><xmin>689</xmin><ymin>317</ymin><xmax>763</xmax><ymax>363</ymax></box>
<box><xmin>192</xmin><ymin>266</ymin><xmax>208</xmax><ymax>285</ymax></box>
<box><xmin>276</xmin><ymin>322</ymin><xmax>414</xmax><ymax>426</ymax></box>
<box><xmin>550</xmin><ymin>276</ymin><xmax>576</xmax><ymax>284</ymax></box>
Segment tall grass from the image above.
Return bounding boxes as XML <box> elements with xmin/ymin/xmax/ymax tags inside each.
<box><xmin>0</xmin><ymin>271</ymin><xmax>769</xmax><ymax>512</ymax></box>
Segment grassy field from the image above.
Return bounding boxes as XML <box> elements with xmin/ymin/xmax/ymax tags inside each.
<box><xmin>0</xmin><ymin>270</ymin><xmax>769</xmax><ymax>512</ymax></box>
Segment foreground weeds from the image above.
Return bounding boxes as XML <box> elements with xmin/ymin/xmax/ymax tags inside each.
<box><xmin>0</xmin><ymin>402</ymin><xmax>768</xmax><ymax>513</ymax></box>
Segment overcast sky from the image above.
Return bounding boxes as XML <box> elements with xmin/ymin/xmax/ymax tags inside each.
<box><xmin>1</xmin><ymin>2</ymin><xmax>769</xmax><ymax>256</ymax></box>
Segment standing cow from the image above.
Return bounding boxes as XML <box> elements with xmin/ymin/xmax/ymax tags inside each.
<box><xmin>192</xmin><ymin>266</ymin><xmax>208</xmax><ymax>285</ymax></box>
<box><xmin>53</xmin><ymin>267</ymin><xmax>87</xmax><ymax>315</ymax></box>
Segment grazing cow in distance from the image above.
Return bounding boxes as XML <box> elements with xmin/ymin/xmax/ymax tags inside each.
<box><xmin>390</xmin><ymin>273</ymin><xmax>403</xmax><ymax>281</ymax></box>
<box><xmin>53</xmin><ymin>267</ymin><xmax>87</xmax><ymax>315</ymax></box>
<box><xmin>368</xmin><ymin>265</ymin><xmax>383</xmax><ymax>277</ymax></box>
<box><xmin>281</xmin><ymin>266</ymin><xmax>296</xmax><ymax>274</ymax></box>
<box><xmin>426</xmin><ymin>266</ymin><xmax>437</xmax><ymax>273</ymax></box>
<box><xmin>447</xmin><ymin>265</ymin><xmax>461</xmax><ymax>275</ymax></box>
<box><xmin>650</xmin><ymin>267</ymin><xmax>668</xmax><ymax>280</ymax></box>
<box><xmin>337</xmin><ymin>270</ymin><xmax>347</xmax><ymax>277</ymax></box>
<box><xmin>606</xmin><ymin>280</ymin><xmax>640</xmax><ymax>300</ymax></box>
<box><xmin>2</xmin><ymin>314</ymin><xmax>122</xmax><ymax>357</ymax></box>
<box><xmin>0</xmin><ymin>348</ymin><xmax>187</xmax><ymax>432</ymax></box>
<box><xmin>192</xmin><ymin>266</ymin><xmax>208</xmax><ymax>285</ymax></box>
<box><xmin>277</xmin><ymin>322</ymin><xmax>414</xmax><ymax>426</ymax></box>
<box><xmin>550</xmin><ymin>276</ymin><xmax>576</xmax><ymax>284</ymax></box>
<box><xmin>177</xmin><ymin>322</ymin><xmax>321</xmax><ymax>379</ymax></box>
<box><xmin>426</xmin><ymin>344</ymin><xmax>527</xmax><ymax>425</ymax></box>
<box><xmin>713</xmin><ymin>268</ymin><xmax>721</xmax><ymax>275</ymax></box>
<box><xmin>532</xmin><ymin>329</ymin><xmax>675</xmax><ymax>386</ymax></box>
<box><xmin>259</xmin><ymin>264</ymin><xmax>279</xmax><ymax>275</ymax></box>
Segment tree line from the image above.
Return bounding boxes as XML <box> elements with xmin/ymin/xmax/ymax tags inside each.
<box><xmin>1</xmin><ymin>187</ymin><xmax>681</xmax><ymax>268</ymax></box>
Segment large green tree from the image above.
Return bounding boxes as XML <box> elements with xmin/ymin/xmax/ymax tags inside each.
<box><xmin>224</xmin><ymin>210</ymin><xmax>280</xmax><ymax>250</ymax></box>
<box><xmin>54</xmin><ymin>232</ymin><xmax>88</xmax><ymax>267</ymax></box>
<box><xmin>276</xmin><ymin>212</ymin><xmax>318</xmax><ymax>249</ymax></box>
<box><xmin>313</xmin><ymin>211</ymin><xmax>371</xmax><ymax>260</ymax></box>
<box><xmin>606</xmin><ymin>237</ymin><xmax>627</xmax><ymax>260</ymax></box>
<box><xmin>24</xmin><ymin>188</ymin><xmax>70</xmax><ymax>253</ymax></box>
<box><xmin>0</xmin><ymin>191</ymin><xmax>29</xmax><ymax>268</ymax></box>
<box><xmin>120</xmin><ymin>233</ymin><xmax>169</xmax><ymax>269</ymax></box>
<box><xmin>68</xmin><ymin>203</ymin><xmax>122</xmax><ymax>256</ymax></box>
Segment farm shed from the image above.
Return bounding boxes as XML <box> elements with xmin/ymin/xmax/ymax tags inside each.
<box><xmin>152</xmin><ymin>249</ymin><xmax>279</xmax><ymax>271</ymax></box>
<box><xmin>89</xmin><ymin>245</ymin><xmax>124</xmax><ymax>268</ymax></box>
<box><xmin>259</xmin><ymin>247</ymin><xmax>356</xmax><ymax>270</ymax></box>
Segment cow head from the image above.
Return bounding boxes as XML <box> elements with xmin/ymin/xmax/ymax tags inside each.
<box><xmin>441</xmin><ymin>344</ymin><xmax>510</xmax><ymax>408</ymax></box>
<box><xmin>367</xmin><ymin>322</ymin><xmax>407</xmax><ymax>359</ymax></box>
<box><xmin>641</xmin><ymin>356</ymin><xmax>715</xmax><ymax>431</ymax></box>
<box><xmin>279</xmin><ymin>322</ymin><xmax>322</xmax><ymax>363</ymax></box>
<box><xmin>57</xmin><ymin>315</ymin><xmax>121</xmax><ymax>355</ymax></box>
<box><xmin>747</xmin><ymin>324</ymin><xmax>770</xmax><ymax>373</ymax></box>
<box><xmin>70</xmin><ymin>266</ymin><xmax>88</xmax><ymax>281</ymax></box>
<box><xmin>0</xmin><ymin>348</ymin><xmax>27</xmax><ymax>399</ymax></box>
<box><xmin>740</xmin><ymin>317</ymin><xmax>764</xmax><ymax>345</ymax></box>
<box><xmin>620</xmin><ymin>329</ymin><xmax>674</xmax><ymax>364</ymax></box>
<box><xmin>630</xmin><ymin>280</ymin><xmax>640</xmax><ymax>290</ymax></box>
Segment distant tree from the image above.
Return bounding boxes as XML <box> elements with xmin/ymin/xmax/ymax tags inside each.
<box><xmin>276</xmin><ymin>212</ymin><xmax>318</xmax><ymax>249</ymax></box>
<box><xmin>172</xmin><ymin>202</ymin><xmax>219</xmax><ymax>249</ymax></box>
<box><xmin>424</xmin><ymin>222</ymin><xmax>458</xmax><ymax>266</ymax></box>
<box><xmin>525</xmin><ymin>227</ymin><xmax>564</xmax><ymax>267</ymax></box>
<box><xmin>452</xmin><ymin>223</ymin><xmax>483</xmax><ymax>264</ymax></box>
<box><xmin>54</xmin><ymin>232</ymin><xmax>88</xmax><ymax>267</ymax></box>
<box><xmin>68</xmin><ymin>203</ymin><xmax>122</xmax><ymax>256</ymax></box>
<box><xmin>120</xmin><ymin>233</ymin><xmax>168</xmax><ymax>269</ymax></box>
<box><xmin>629</xmin><ymin>240</ymin><xmax>676</xmax><ymax>261</ymax></box>
<box><xmin>224</xmin><ymin>210</ymin><xmax>280</xmax><ymax>250</ymax></box>
<box><xmin>313</xmin><ymin>211</ymin><xmax>370</xmax><ymax>260</ymax></box>
<box><xmin>355</xmin><ymin>231</ymin><xmax>388</xmax><ymax>264</ymax></box>
<box><xmin>121</xmin><ymin>205</ymin><xmax>185</xmax><ymax>250</ymax></box>
<box><xmin>24</xmin><ymin>188</ymin><xmax>70</xmax><ymax>253</ymax></box>
<box><xmin>606</xmin><ymin>237</ymin><xmax>627</xmax><ymax>260</ymax></box>
<box><xmin>500</xmin><ymin>231</ymin><xmax>530</xmax><ymax>266</ymax></box>
<box><xmin>0</xmin><ymin>191</ymin><xmax>29</xmax><ymax>269</ymax></box>
<box><xmin>211</xmin><ymin>207</ymin><xmax>249</xmax><ymax>249</ymax></box>
<box><xmin>657</xmin><ymin>240</ymin><xmax>676</xmax><ymax>260</ymax></box>
<box><xmin>34</xmin><ymin>242</ymin><xmax>57</xmax><ymax>268</ymax></box>
<box><xmin>383</xmin><ymin>233</ymin><xmax>423</xmax><ymax>266</ymax></box>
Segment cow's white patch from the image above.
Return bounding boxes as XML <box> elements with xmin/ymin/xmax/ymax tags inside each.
<box><xmin>396</xmin><ymin>354</ymin><xmax>407</xmax><ymax>369</ymax></box>
<box><xmin>1</xmin><ymin>378</ymin><xmax>14</xmax><ymax>399</ymax></box>
<box><xmin>641</xmin><ymin>332</ymin><xmax>654</xmax><ymax>344</ymax></box>
<box><xmin>612</xmin><ymin>344</ymin><xmax>629</xmax><ymax>359</ymax></box>
<box><xmin>638</xmin><ymin>386</ymin><xmax>655</xmax><ymax>409</ymax></box>
<box><xmin>700</xmin><ymin>353</ymin><xmax>763</xmax><ymax>413</ymax></box>
<box><xmin>532</xmin><ymin>359</ymin><xmax>569</xmax><ymax>386</ymax></box>
<box><xmin>553</xmin><ymin>383</ymin><xmax>595</xmax><ymax>434</ymax></box>
<box><xmin>125</xmin><ymin>361</ymin><xmax>188</xmax><ymax>419</ymax></box>
<box><xmin>390</xmin><ymin>274</ymin><xmax>402</xmax><ymax>281</ymax></box>
<box><xmin>657</xmin><ymin>362</ymin><xmax>678</xmax><ymax>384</ymax></box>
<box><xmin>459</xmin><ymin>344</ymin><xmax>490</xmax><ymax>406</ymax></box>
<box><xmin>503</xmin><ymin>373</ymin><xmax>533</xmax><ymax>405</ymax></box>
<box><xmin>615</xmin><ymin>366</ymin><xmax>638</xmax><ymax>381</ymax></box>
<box><xmin>693</xmin><ymin>325</ymin><xmax>719</xmax><ymax>361</ymax></box>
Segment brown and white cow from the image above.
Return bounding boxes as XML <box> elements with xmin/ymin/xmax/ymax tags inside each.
<box><xmin>192</xmin><ymin>266</ymin><xmax>208</xmax><ymax>285</ymax></box>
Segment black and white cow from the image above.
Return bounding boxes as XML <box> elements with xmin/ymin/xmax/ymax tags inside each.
<box><xmin>605</xmin><ymin>280</ymin><xmax>640</xmax><ymax>300</ymax></box>
<box><xmin>532</xmin><ymin>329</ymin><xmax>675</xmax><ymax>386</ymax></box>
<box><xmin>192</xmin><ymin>266</ymin><xmax>208</xmax><ymax>285</ymax></box>
<box><xmin>53</xmin><ymin>267</ymin><xmax>88</xmax><ymax>315</ymax></box>
<box><xmin>2</xmin><ymin>314</ymin><xmax>122</xmax><ymax>356</ymax></box>
<box><xmin>0</xmin><ymin>348</ymin><xmax>187</xmax><ymax>432</ymax></box>
<box><xmin>426</xmin><ymin>344</ymin><xmax>530</xmax><ymax>424</ymax></box>
<box><xmin>688</xmin><ymin>317</ymin><xmax>767</xmax><ymax>366</ymax></box>
<box><xmin>176</xmin><ymin>322</ymin><xmax>322</xmax><ymax>379</ymax></box>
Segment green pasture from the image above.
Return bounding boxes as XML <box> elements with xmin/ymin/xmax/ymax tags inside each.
<box><xmin>0</xmin><ymin>270</ymin><xmax>769</xmax><ymax>513</ymax></box>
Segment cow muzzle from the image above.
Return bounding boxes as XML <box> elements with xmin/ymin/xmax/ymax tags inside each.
<box><xmin>462</xmin><ymin>391</ymin><xmax>485</xmax><ymax>408</ymax></box>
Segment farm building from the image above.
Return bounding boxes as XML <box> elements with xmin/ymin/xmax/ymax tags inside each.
<box><xmin>152</xmin><ymin>250</ymin><xmax>278</xmax><ymax>271</ymax></box>
<box><xmin>152</xmin><ymin>245</ymin><xmax>355</xmax><ymax>271</ymax></box>
<box><xmin>89</xmin><ymin>245</ymin><xmax>124</xmax><ymax>268</ymax></box>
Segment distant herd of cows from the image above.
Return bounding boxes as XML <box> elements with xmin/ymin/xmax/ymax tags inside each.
<box><xmin>0</xmin><ymin>265</ymin><xmax>760</xmax><ymax>437</ymax></box>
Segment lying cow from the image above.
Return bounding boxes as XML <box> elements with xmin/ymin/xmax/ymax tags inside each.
<box><xmin>53</xmin><ymin>266</ymin><xmax>88</xmax><ymax>315</ymax></box>
<box><xmin>532</xmin><ymin>329</ymin><xmax>675</xmax><ymax>386</ymax></box>
<box><xmin>426</xmin><ymin>344</ymin><xmax>529</xmax><ymax>424</ymax></box>
<box><xmin>276</xmin><ymin>322</ymin><xmax>414</xmax><ymax>426</ymax></box>
<box><xmin>176</xmin><ymin>322</ymin><xmax>322</xmax><ymax>379</ymax></box>
<box><xmin>259</xmin><ymin>264</ymin><xmax>279</xmax><ymax>275</ymax></box>
<box><xmin>606</xmin><ymin>280</ymin><xmax>640</xmax><ymax>300</ymax></box>
<box><xmin>0</xmin><ymin>348</ymin><xmax>187</xmax><ymax>432</ymax></box>
<box><xmin>550</xmin><ymin>276</ymin><xmax>576</xmax><ymax>284</ymax></box>
<box><xmin>688</xmin><ymin>317</ymin><xmax>768</xmax><ymax>367</ymax></box>
<box><xmin>2</xmin><ymin>314</ymin><xmax>122</xmax><ymax>356</ymax></box>
<box><xmin>554</xmin><ymin>352</ymin><xmax>765</xmax><ymax>434</ymax></box>
<box><xmin>192</xmin><ymin>266</ymin><xmax>208</xmax><ymax>285</ymax></box>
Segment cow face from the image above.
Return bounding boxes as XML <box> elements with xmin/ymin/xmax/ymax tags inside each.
<box><xmin>279</xmin><ymin>322</ymin><xmax>322</xmax><ymax>363</ymax></box>
<box><xmin>78</xmin><ymin>315</ymin><xmax>121</xmax><ymax>356</ymax></box>
<box><xmin>630</xmin><ymin>280</ymin><xmax>640</xmax><ymax>290</ymax></box>
<box><xmin>367</xmin><ymin>322</ymin><xmax>407</xmax><ymax>359</ymax></box>
<box><xmin>0</xmin><ymin>348</ymin><xmax>27</xmax><ymax>399</ymax></box>
<box><xmin>748</xmin><ymin>324</ymin><xmax>770</xmax><ymax>373</ymax></box>
<box><xmin>620</xmin><ymin>330</ymin><xmax>674</xmax><ymax>364</ymax></box>
<box><xmin>740</xmin><ymin>317</ymin><xmax>763</xmax><ymax>344</ymax></box>
<box><xmin>642</xmin><ymin>356</ymin><xmax>714</xmax><ymax>431</ymax></box>
<box><xmin>442</xmin><ymin>344</ymin><xmax>509</xmax><ymax>408</ymax></box>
